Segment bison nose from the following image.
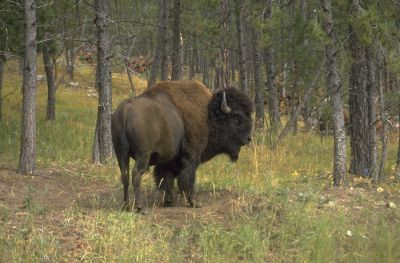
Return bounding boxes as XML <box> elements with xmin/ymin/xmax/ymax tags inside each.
<box><xmin>247</xmin><ymin>136</ymin><xmax>252</xmax><ymax>143</ymax></box>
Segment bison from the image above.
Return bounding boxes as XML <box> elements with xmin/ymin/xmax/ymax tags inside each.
<box><xmin>111</xmin><ymin>80</ymin><xmax>253</xmax><ymax>212</ymax></box>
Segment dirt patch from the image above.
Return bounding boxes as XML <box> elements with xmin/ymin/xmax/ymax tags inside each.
<box><xmin>0</xmin><ymin>166</ymin><xmax>246</xmax><ymax>225</ymax></box>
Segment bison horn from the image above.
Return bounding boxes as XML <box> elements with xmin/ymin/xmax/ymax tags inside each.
<box><xmin>221</xmin><ymin>91</ymin><xmax>232</xmax><ymax>114</ymax></box>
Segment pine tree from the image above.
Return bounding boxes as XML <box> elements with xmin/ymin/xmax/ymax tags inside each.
<box><xmin>18</xmin><ymin>0</ymin><xmax>37</xmax><ymax>175</ymax></box>
<box><xmin>93</xmin><ymin>0</ymin><xmax>113</xmax><ymax>164</ymax></box>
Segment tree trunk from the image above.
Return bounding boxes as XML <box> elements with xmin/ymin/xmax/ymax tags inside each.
<box><xmin>0</xmin><ymin>58</ymin><xmax>3</xmax><ymax>122</ymax></box>
<box><xmin>251</xmin><ymin>26</ymin><xmax>263</xmax><ymax>129</ymax></box>
<box><xmin>234</xmin><ymin>0</ymin><xmax>248</xmax><ymax>94</ymax></box>
<box><xmin>289</xmin><ymin>2</ymin><xmax>298</xmax><ymax>134</ymax></box>
<box><xmin>264</xmin><ymin>0</ymin><xmax>280</xmax><ymax>132</ymax></box>
<box><xmin>18</xmin><ymin>0</ymin><xmax>37</xmax><ymax>175</ymax></box>
<box><xmin>171</xmin><ymin>0</ymin><xmax>181</xmax><ymax>80</ymax></box>
<box><xmin>215</xmin><ymin>0</ymin><xmax>230</xmax><ymax>90</ymax></box>
<box><xmin>43</xmin><ymin>37</ymin><xmax>56</xmax><ymax>121</ymax></box>
<box><xmin>396</xmin><ymin>81</ymin><xmax>400</xmax><ymax>176</ymax></box>
<box><xmin>202</xmin><ymin>52</ymin><xmax>209</xmax><ymax>87</ymax></box>
<box><xmin>348</xmin><ymin>4</ymin><xmax>377</xmax><ymax>179</ymax></box>
<box><xmin>93</xmin><ymin>0</ymin><xmax>113</xmax><ymax>164</ymax></box>
<box><xmin>290</xmin><ymin>62</ymin><xmax>298</xmax><ymax>134</ymax></box>
<box><xmin>349</xmin><ymin>1</ymin><xmax>379</xmax><ymax>179</ymax></box>
<box><xmin>189</xmin><ymin>33</ymin><xmax>196</xmax><ymax>79</ymax></box>
<box><xmin>160</xmin><ymin>37</ymin><xmax>168</xmax><ymax>81</ymax></box>
<box><xmin>377</xmin><ymin>52</ymin><xmax>388</xmax><ymax>181</ymax></box>
<box><xmin>321</xmin><ymin>0</ymin><xmax>347</xmax><ymax>186</ymax></box>
<box><xmin>230</xmin><ymin>53</ymin><xmax>236</xmax><ymax>82</ymax></box>
<box><xmin>148</xmin><ymin>0</ymin><xmax>169</xmax><ymax>88</ymax></box>
<box><xmin>367</xmin><ymin>50</ymin><xmax>377</xmax><ymax>181</ymax></box>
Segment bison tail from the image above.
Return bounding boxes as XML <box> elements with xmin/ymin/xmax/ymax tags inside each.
<box><xmin>117</xmin><ymin>130</ymin><xmax>129</xmax><ymax>173</ymax></box>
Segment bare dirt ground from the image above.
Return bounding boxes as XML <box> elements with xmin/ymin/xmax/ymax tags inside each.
<box><xmin>0</xmin><ymin>165</ymin><xmax>247</xmax><ymax>225</ymax></box>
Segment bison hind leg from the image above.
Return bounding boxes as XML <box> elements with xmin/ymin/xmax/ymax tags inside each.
<box><xmin>132</xmin><ymin>155</ymin><xmax>151</xmax><ymax>213</ymax></box>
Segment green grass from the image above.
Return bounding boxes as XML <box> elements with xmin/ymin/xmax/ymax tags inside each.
<box><xmin>0</xmin><ymin>59</ymin><xmax>399</xmax><ymax>262</ymax></box>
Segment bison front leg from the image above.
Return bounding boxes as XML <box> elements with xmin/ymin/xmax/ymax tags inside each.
<box><xmin>154</xmin><ymin>166</ymin><xmax>175</xmax><ymax>207</ymax></box>
<box><xmin>132</xmin><ymin>156</ymin><xmax>150</xmax><ymax>213</ymax></box>
<box><xmin>178</xmin><ymin>158</ymin><xmax>200</xmax><ymax>208</ymax></box>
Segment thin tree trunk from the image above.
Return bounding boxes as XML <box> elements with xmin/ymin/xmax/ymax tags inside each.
<box><xmin>321</xmin><ymin>0</ymin><xmax>347</xmax><ymax>186</ymax></box>
<box><xmin>18</xmin><ymin>0</ymin><xmax>37</xmax><ymax>175</ymax></box>
<box><xmin>0</xmin><ymin>58</ymin><xmax>3</xmax><ymax>122</ymax></box>
<box><xmin>148</xmin><ymin>0</ymin><xmax>169</xmax><ymax>88</ymax></box>
<box><xmin>202</xmin><ymin>52</ymin><xmax>209</xmax><ymax>87</ymax></box>
<box><xmin>377</xmin><ymin>51</ymin><xmax>388</xmax><ymax>181</ymax></box>
<box><xmin>272</xmin><ymin>60</ymin><xmax>324</xmax><ymax>150</ymax></box>
<box><xmin>251</xmin><ymin>26</ymin><xmax>263</xmax><ymax>129</ymax></box>
<box><xmin>43</xmin><ymin>36</ymin><xmax>56</xmax><ymax>121</ymax></box>
<box><xmin>93</xmin><ymin>0</ymin><xmax>113</xmax><ymax>164</ymax></box>
<box><xmin>160</xmin><ymin>38</ymin><xmax>168</xmax><ymax>81</ymax></box>
<box><xmin>395</xmin><ymin>80</ymin><xmax>400</xmax><ymax>176</ymax></box>
<box><xmin>171</xmin><ymin>0</ymin><xmax>181</xmax><ymax>80</ymax></box>
<box><xmin>289</xmin><ymin>1</ymin><xmax>298</xmax><ymax>134</ymax></box>
<box><xmin>265</xmin><ymin>0</ymin><xmax>280</xmax><ymax>132</ymax></box>
<box><xmin>189</xmin><ymin>33</ymin><xmax>195</xmax><ymax>79</ymax></box>
<box><xmin>234</xmin><ymin>0</ymin><xmax>248</xmax><ymax>94</ymax></box>
<box><xmin>367</xmin><ymin>49</ymin><xmax>377</xmax><ymax>181</ymax></box>
<box><xmin>290</xmin><ymin>62</ymin><xmax>298</xmax><ymax>134</ymax></box>
<box><xmin>230</xmin><ymin>53</ymin><xmax>235</xmax><ymax>82</ymax></box>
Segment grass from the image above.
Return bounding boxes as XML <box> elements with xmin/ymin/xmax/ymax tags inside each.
<box><xmin>0</xmin><ymin>59</ymin><xmax>399</xmax><ymax>262</ymax></box>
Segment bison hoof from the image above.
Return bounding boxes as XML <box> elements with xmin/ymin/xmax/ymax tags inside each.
<box><xmin>188</xmin><ymin>200</ymin><xmax>202</xmax><ymax>208</ymax></box>
<box><xmin>136</xmin><ymin>207</ymin><xmax>149</xmax><ymax>215</ymax></box>
<box><xmin>121</xmin><ymin>201</ymin><xmax>130</xmax><ymax>211</ymax></box>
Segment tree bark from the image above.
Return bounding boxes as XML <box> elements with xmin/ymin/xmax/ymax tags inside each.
<box><xmin>321</xmin><ymin>0</ymin><xmax>347</xmax><ymax>186</ymax></box>
<box><xmin>251</xmin><ymin>26</ymin><xmax>264</xmax><ymax>129</ymax></box>
<box><xmin>367</xmin><ymin>49</ymin><xmax>377</xmax><ymax>181</ymax></box>
<box><xmin>171</xmin><ymin>0</ymin><xmax>181</xmax><ymax>80</ymax></box>
<box><xmin>43</xmin><ymin>37</ymin><xmax>56</xmax><ymax>121</ymax></box>
<box><xmin>289</xmin><ymin>2</ymin><xmax>298</xmax><ymax>134</ymax></box>
<box><xmin>202</xmin><ymin>51</ymin><xmax>209</xmax><ymax>87</ymax></box>
<box><xmin>0</xmin><ymin>58</ymin><xmax>3</xmax><ymax>122</ymax></box>
<box><xmin>148</xmin><ymin>0</ymin><xmax>169</xmax><ymax>88</ymax></box>
<box><xmin>396</xmin><ymin>81</ymin><xmax>400</xmax><ymax>176</ymax></box>
<box><xmin>93</xmin><ymin>0</ymin><xmax>113</xmax><ymax>164</ymax></box>
<box><xmin>234</xmin><ymin>0</ymin><xmax>248</xmax><ymax>94</ymax></box>
<box><xmin>264</xmin><ymin>0</ymin><xmax>280</xmax><ymax>132</ymax></box>
<box><xmin>348</xmin><ymin>2</ymin><xmax>377</xmax><ymax>179</ymax></box>
<box><xmin>377</xmin><ymin>51</ymin><xmax>388</xmax><ymax>181</ymax></box>
<box><xmin>18</xmin><ymin>0</ymin><xmax>37</xmax><ymax>175</ymax></box>
<box><xmin>189</xmin><ymin>33</ymin><xmax>196</xmax><ymax>79</ymax></box>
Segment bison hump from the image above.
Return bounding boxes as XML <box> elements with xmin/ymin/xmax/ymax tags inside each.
<box><xmin>147</xmin><ymin>80</ymin><xmax>211</xmax><ymax>157</ymax></box>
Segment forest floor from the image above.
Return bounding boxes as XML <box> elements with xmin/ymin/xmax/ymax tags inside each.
<box><xmin>1</xmin><ymin>162</ymin><xmax>399</xmax><ymax>262</ymax></box>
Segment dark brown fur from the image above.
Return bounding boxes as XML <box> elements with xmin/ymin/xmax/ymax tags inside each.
<box><xmin>111</xmin><ymin>80</ymin><xmax>253</xmax><ymax>211</ymax></box>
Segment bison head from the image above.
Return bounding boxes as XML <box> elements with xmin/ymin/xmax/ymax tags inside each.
<box><xmin>203</xmin><ymin>87</ymin><xmax>254</xmax><ymax>162</ymax></box>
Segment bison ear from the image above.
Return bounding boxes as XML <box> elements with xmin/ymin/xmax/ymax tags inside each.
<box><xmin>221</xmin><ymin>91</ymin><xmax>232</xmax><ymax>114</ymax></box>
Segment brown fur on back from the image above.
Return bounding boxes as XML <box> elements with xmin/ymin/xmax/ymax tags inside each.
<box><xmin>143</xmin><ymin>80</ymin><xmax>212</xmax><ymax>159</ymax></box>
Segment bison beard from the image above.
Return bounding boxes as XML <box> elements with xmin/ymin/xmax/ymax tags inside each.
<box><xmin>111</xmin><ymin>80</ymin><xmax>253</xmax><ymax>212</ymax></box>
